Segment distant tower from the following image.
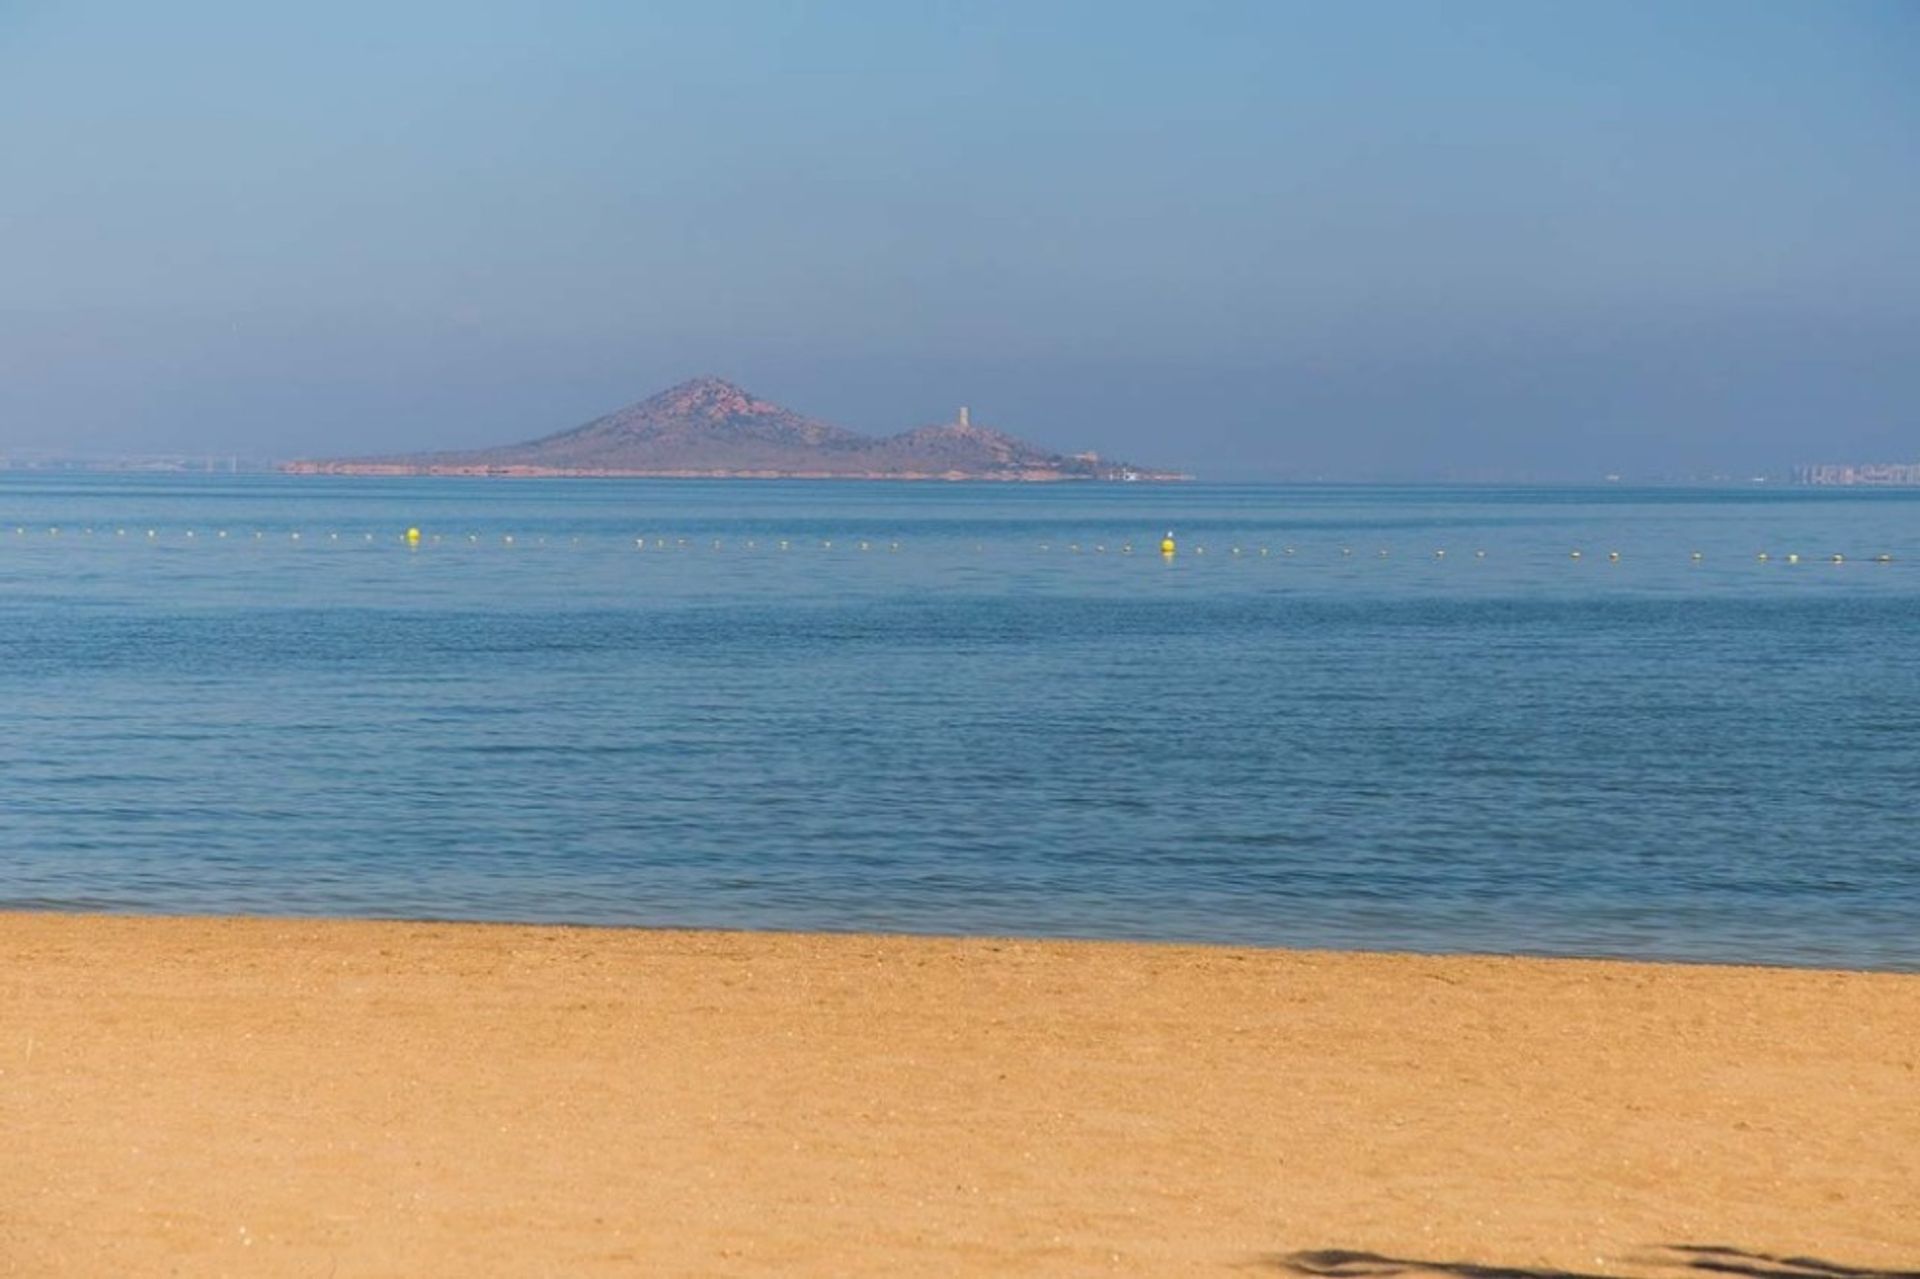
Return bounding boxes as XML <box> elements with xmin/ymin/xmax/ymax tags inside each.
<box><xmin>957</xmin><ymin>406</ymin><xmax>970</xmax><ymax>428</ymax></box>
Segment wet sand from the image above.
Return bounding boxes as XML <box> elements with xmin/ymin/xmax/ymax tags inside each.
<box><xmin>2</xmin><ymin>913</ymin><xmax>1915</xmax><ymax>1277</ymax></box>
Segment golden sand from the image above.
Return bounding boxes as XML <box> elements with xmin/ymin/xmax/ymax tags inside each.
<box><xmin>2</xmin><ymin>914</ymin><xmax>1915</xmax><ymax>1277</ymax></box>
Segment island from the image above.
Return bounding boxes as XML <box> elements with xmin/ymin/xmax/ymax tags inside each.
<box><xmin>283</xmin><ymin>377</ymin><xmax>1187</xmax><ymax>482</ymax></box>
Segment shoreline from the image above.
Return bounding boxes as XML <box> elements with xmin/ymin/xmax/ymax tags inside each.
<box><xmin>4</xmin><ymin>912</ymin><xmax>1916</xmax><ymax>1276</ymax></box>
<box><xmin>278</xmin><ymin>464</ymin><xmax>1195</xmax><ymax>481</ymax></box>
<box><xmin>8</xmin><ymin>905</ymin><xmax>1916</xmax><ymax>976</ymax></box>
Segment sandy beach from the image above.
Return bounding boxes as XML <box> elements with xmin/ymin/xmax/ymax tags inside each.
<box><xmin>1</xmin><ymin>914</ymin><xmax>1914</xmax><ymax>1277</ymax></box>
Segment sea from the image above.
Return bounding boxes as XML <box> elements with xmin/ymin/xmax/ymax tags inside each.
<box><xmin>2</xmin><ymin>473</ymin><xmax>1916</xmax><ymax>970</ymax></box>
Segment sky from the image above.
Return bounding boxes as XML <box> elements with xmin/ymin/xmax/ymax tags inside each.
<box><xmin>1</xmin><ymin>1</ymin><xmax>1915</xmax><ymax>479</ymax></box>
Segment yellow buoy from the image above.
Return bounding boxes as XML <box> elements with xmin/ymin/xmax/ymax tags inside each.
<box><xmin>406</xmin><ymin>527</ymin><xmax>421</xmax><ymax>546</ymax></box>
<box><xmin>1159</xmin><ymin>532</ymin><xmax>1176</xmax><ymax>556</ymax></box>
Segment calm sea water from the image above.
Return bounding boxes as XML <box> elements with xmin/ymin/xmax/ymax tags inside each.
<box><xmin>2</xmin><ymin>474</ymin><xmax>1916</xmax><ymax>969</ymax></box>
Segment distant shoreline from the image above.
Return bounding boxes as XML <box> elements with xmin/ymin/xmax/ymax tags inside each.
<box><xmin>280</xmin><ymin>461</ymin><xmax>1192</xmax><ymax>481</ymax></box>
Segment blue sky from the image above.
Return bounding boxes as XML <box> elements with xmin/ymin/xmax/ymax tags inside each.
<box><xmin>2</xmin><ymin>1</ymin><xmax>1914</xmax><ymax>478</ymax></box>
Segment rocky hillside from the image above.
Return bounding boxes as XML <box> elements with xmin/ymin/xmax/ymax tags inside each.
<box><xmin>284</xmin><ymin>378</ymin><xmax>1183</xmax><ymax>481</ymax></box>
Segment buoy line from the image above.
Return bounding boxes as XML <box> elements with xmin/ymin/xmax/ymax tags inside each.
<box><xmin>0</xmin><ymin>524</ymin><xmax>1905</xmax><ymax>569</ymax></box>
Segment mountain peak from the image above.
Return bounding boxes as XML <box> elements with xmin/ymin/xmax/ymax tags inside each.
<box><xmin>644</xmin><ymin>376</ymin><xmax>780</xmax><ymax>423</ymax></box>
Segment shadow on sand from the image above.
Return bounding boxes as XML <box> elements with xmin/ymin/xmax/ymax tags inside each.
<box><xmin>1271</xmin><ymin>1246</ymin><xmax>1920</xmax><ymax>1279</ymax></box>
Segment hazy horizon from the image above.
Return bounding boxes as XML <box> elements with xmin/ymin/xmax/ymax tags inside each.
<box><xmin>3</xmin><ymin>1</ymin><xmax>1915</xmax><ymax>481</ymax></box>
